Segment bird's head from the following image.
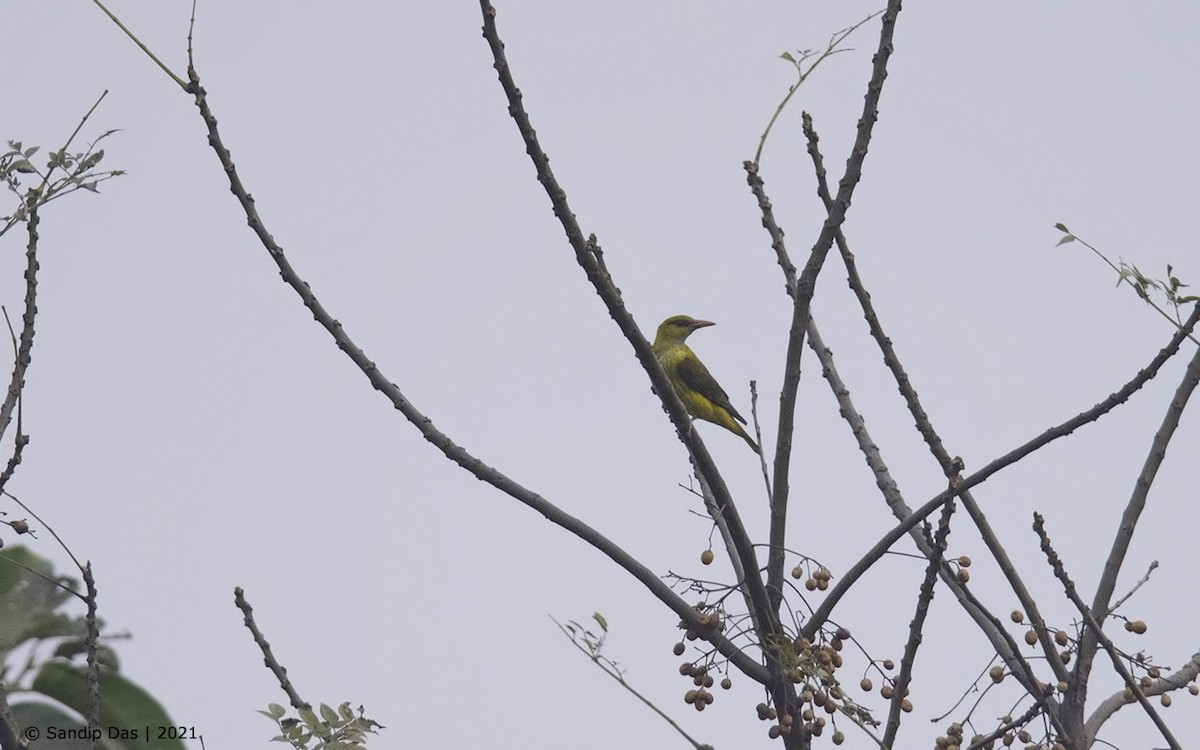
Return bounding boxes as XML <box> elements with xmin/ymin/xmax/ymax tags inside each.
<box><xmin>654</xmin><ymin>315</ymin><xmax>715</xmax><ymax>346</ymax></box>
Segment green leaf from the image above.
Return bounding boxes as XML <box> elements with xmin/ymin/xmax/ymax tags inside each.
<box><xmin>30</xmin><ymin>661</ymin><xmax>184</xmax><ymax>750</ymax></box>
<box><xmin>1053</xmin><ymin>222</ymin><xmax>1070</xmax><ymax>233</ymax></box>
<box><xmin>0</xmin><ymin>546</ymin><xmax>82</xmax><ymax>656</ymax></box>
<box><xmin>779</xmin><ymin>51</ymin><xmax>796</xmax><ymax>63</ymax></box>
<box><xmin>299</xmin><ymin>706</ymin><xmax>319</xmax><ymax>730</ymax></box>
<box><xmin>320</xmin><ymin>703</ymin><xmax>340</xmax><ymax>724</ymax></box>
<box><xmin>79</xmin><ymin>149</ymin><xmax>105</xmax><ymax>171</ymax></box>
<box><xmin>54</xmin><ymin>639</ymin><xmax>119</xmax><ymax>671</ymax></box>
<box><xmin>10</xmin><ymin>701</ymin><xmax>92</xmax><ymax>749</ymax></box>
<box><xmin>592</xmin><ymin>612</ymin><xmax>608</xmax><ymax>632</ymax></box>
<box><xmin>1055</xmin><ymin>234</ymin><xmax>1075</xmax><ymax>246</ymax></box>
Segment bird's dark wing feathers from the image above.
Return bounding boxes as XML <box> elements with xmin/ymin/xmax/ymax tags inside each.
<box><xmin>676</xmin><ymin>355</ymin><xmax>748</xmax><ymax>424</ymax></box>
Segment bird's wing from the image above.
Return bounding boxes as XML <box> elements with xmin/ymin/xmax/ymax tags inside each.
<box><xmin>676</xmin><ymin>355</ymin><xmax>748</xmax><ymax>425</ymax></box>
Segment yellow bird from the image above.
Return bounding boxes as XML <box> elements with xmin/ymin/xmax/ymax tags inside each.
<box><xmin>653</xmin><ymin>315</ymin><xmax>759</xmax><ymax>453</ymax></box>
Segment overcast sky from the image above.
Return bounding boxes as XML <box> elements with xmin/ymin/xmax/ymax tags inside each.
<box><xmin>6</xmin><ymin>3</ymin><xmax>1199</xmax><ymax>748</ymax></box>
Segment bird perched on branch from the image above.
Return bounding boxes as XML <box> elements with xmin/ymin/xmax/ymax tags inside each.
<box><xmin>653</xmin><ymin>315</ymin><xmax>759</xmax><ymax>453</ymax></box>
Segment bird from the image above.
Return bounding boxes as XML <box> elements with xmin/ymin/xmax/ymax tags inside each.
<box><xmin>653</xmin><ymin>315</ymin><xmax>759</xmax><ymax>453</ymax></box>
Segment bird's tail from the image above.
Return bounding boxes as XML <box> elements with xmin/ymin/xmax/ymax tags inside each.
<box><xmin>736</xmin><ymin>425</ymin><xmax>760</xmax><ymax>454</ymax></box>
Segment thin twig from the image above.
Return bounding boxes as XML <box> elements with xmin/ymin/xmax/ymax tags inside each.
<box><xmin>1107</xmin><ymin>560</ymin><xmax>1157</xmax><ymax>614</ymax></box>
<box><xmin>1</xmin><ymin>492</ymin><xmax>86</xmax><ymax>579</ymax></box>
<box><xmin>551</xmin><ymin>617</ymin><xmax>713</xmax><ymax>750</ymax></box>
<box><xmin>753</xmin><ymin>11</ymin><xmax>883</xmax><ymax>166</ymax></box>
<box><xmin>35</xmin><ymin>93</ymin><xmax>110</xmax><ymax>198</ymax></box>
<box><xmin>89</xmin><ymin>0</ymin><xmax>187</xmax><ymax>89</ymax></box>
<box><xmin>747</xmin><ymin>381</ymin><xmax>772</xmax><ymax>501</ymax></box>
<box><xmin>966</xmin><ymin>701</ymin><xmax>1045</xmax><ymax>750</ymax></box>
<box><xmin>1055</xmin><ymin>228</ymin><xmax>1200</xmax><ymax>346</ymax></box>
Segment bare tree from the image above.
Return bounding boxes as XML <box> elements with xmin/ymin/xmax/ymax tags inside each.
<box><xmin>8</xmin><ymin>2</ymin><xmax>1198</xmax><ymax>749</ymax></box>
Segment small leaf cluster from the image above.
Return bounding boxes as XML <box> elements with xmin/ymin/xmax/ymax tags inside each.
<box><xmin>0</xmin><ymin>141</ymin><xmax>41</xmax><ymax>186</ymax></box>
<box><xmin>1054</xmin><ymin>223</ymin><xmax>1198</xmax><ymax>335</ymax></box>
<box><xmin>2</xmin><ymin>135</ymin><xmax>125</xmax><ymax>234</ymax></box>
<box><xmin>260</xmin><ymin>701</ymin><xmax>382</xmax><ymax>750</ymax></box>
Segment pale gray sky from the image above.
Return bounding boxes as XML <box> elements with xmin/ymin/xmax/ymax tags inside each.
<box><xmin>6</xmin><ymin>3</ymin><xmax>1199</xmax><ymax>748</ymax></box>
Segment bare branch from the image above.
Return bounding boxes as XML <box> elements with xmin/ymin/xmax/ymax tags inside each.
<box><xmin>881</xmin><ymin>501</ymin><xmax>955</xmax><ymax>747</ymax></box>
<box><xmin>747</xmin><ymin>3</ymin><xmax>904</xmax><ymax>637</ymax></box>
<box><xmin>742</xmin><ymin>166</ymin><xmax>794</xmax><ymax>617</ymax></box>
<box><xmin>801</xmin><ymin>112</ymin><xmax>1069</xmax><ymax>687</ymax></box>
<box><xmin>234</xmin><ymin>587</ymin><xmax>308</xmax><ymax>711</ymax></box>
<box><xmin>1076</xmin><ymin>341</ymin><xmax>1200</xmax><ymax>706</ymax></box>
<box><xmin>744</xmin><ymin>0</ymin><xmax>903</xmax><ymax>632</ymax></box>
<box><xmin>82</xmin><ymin>564</ymin><xmax>101</xmax><ymax>735</ymax></box>
<box><xmin>476</xmin><ymin>3</ymin><xmax>780</xmax><ymax>648</ymax></box>
<box><xmin>801</xmin><ymin>317</ymin><xmax>1063</xmax><ymax>734</ymax></box>
<box><xmin>0</xmin><ymin>202</ymin><xmax>41</xmax><ymax>450</ymax></box>
<box><xmin>808</xmin><ymin>302</ymin><xmax>1200</xmax><ymax>636</ymax></box>
<box><xmin>770</xmin><ymin>0</ymin><xmax>902</xmax><ymax>476</ymax></box>
<box><xmin>1034</xmin><ymin>514</ymin><xmax>1181</xmax><ymax>750</ymax></box>
<box><xmin>1084</xmin><ymin>650</ymin><xmax>1200</xmax><ymax>744</ymax></box>
<box><xmin>182</xmin><ymin>29</ymin><xmax>766</xmax><ymax>683</ymax></box>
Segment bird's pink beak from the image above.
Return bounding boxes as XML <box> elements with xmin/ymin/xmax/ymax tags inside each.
<box><xmin>690</xmin><ymin>319</ymin><xmax>716</xmax><ymax>330</ymax></box>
